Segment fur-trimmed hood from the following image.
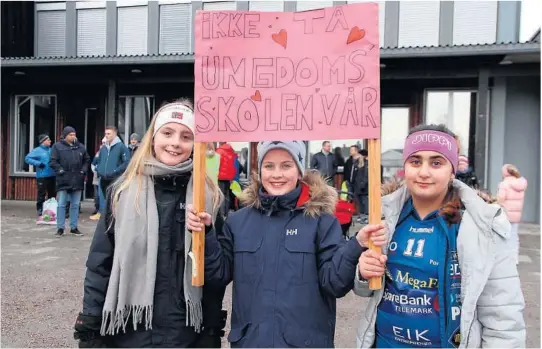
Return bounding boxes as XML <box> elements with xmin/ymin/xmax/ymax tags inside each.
<box><xmin>239</xmin><ymin>171</ymin><xmax>338</xmax><ymax>217</ymax></box>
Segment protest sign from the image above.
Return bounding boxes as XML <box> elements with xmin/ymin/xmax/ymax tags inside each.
<box><xmin>194</xmin><ymin>2</ymin><xmax>380</xmax><ymax>142</ymax></box>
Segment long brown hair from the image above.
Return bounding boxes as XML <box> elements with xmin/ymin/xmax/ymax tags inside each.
<box><xmin>109</xmin><ymin>98</ymin><xmax>222</xmax><ymax>215</ymax></box>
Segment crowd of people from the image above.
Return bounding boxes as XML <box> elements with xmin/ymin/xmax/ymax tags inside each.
<box><xmin>23</xmin><ymin>99</ymin><xmax>529</xmax><ymax>348</ymax></box>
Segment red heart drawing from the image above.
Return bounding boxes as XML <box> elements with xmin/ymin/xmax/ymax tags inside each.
<box><xmin>347</xmin><ymin>26</ymin><xmax>365</xmax><ymax>45</ymax></box>
<box><xmin>272</xmin><ymin>29</ymin><xmax>287</xmax><ymax>49</ymax></box>
<box><xmin>251</xmin><ymin>90</ymin><xmax>262</xmax><ymax>102</ymax></box>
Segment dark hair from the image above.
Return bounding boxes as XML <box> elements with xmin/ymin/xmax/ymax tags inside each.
<box><xmin>105</xmin><ymin>126</ymin><xmax>117</xmax><ymax>132</ymax></box>
<box><xmin>408</xmin><ymin>124</ymin><xmax>462</xmax><ymax>224</ymax></box>
<box><xmin>349</xmin><ymin>145</ymin><xmax>359</xmax><ymax>152</ymax></box>
<box><xmin>360</xmin><ymin>149</ymin><xmax>368</xmax><ymax>157</ymax></box>
<box><xmin>322</xmin><ymin>141</ymin><xmax>330</xmax><ymax>147</ymax></box>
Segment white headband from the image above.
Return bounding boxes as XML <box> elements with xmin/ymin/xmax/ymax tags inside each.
<box><xmin>153</xmin><ymin>104</ymin><xmax>195</xmax><ymax>137</ymax></box>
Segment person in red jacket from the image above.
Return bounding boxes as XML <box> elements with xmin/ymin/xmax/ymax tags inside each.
<box><xmin>216</xmin><ymin>142</ymin><xmax>238</xmax><ymax>217</ymax></box>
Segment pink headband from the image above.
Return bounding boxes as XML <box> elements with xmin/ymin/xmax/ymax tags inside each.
<box><xmin>403</xmin><ymin>130</ymin><xmax>459</xmax><ymax>172</ymax></box>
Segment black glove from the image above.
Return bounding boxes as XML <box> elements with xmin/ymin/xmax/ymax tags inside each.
<box><xmin>38</xmin><ymin>163</ymin><xmax>46</xmax><ymax>169</ymax></box>
<box><xmin>74</xmin><ymin>313</ymin><xmax>108</xmax><ymax>347</ymax></box>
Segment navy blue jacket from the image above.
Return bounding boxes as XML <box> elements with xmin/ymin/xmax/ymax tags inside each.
<box><xmin>82</xmin><ymin>174</ymin><xmax>227</xmax><ymax>347</ymax></box>
<box><xmin>96</xmin><ymin>137</ymin><xmax>130</xmax><ymax>180</ymax></box>
<box><xmin>204</xmin><ymin>173</ymin><xmax>364</xmax><ymax>347</ymax></box>
<box><xmin>49</xmin><ymin>140</ymin><xmax>90</xmax><ymax>191</ymax></box>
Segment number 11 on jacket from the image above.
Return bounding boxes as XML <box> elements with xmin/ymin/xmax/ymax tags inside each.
<box><xmin>192</xmin><ymin>142</ymin><xmax>207</xmax><ymax>286</ymax></box>
<box><xmin>368</xmin><ymin>139</ymin><xmax>383</xmax><ymax>290</ymax></box>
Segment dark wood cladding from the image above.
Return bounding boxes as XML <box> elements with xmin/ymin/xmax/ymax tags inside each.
<box><xmin>7</xmin><ymin>177</ymin><xmax>38</xmax><ymax>201</ymax></box>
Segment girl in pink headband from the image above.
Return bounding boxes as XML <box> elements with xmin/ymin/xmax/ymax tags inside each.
<box><xmin>354</xmin><ymin>124</ymin><xmax>525</xmax><ymax>348</ymax></box>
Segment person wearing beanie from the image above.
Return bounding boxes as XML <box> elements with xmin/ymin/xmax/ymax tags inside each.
<box><xmin>75</xmin><ymin>99</ymin><xmax>228</xmax><ymax>348</ymax></box>
<box><xmin>497</xmin><ymin>164</ymin><xmax>528</xmax><ymax>265</ymax></box>
<box><xmin>455</xmin><ymin>154</ymin><xmax>479</xmax><ymax>189</ymax></box>
<box><xmin>128</xmin><ymin>132</ymin><xmax>141</xmax><ymax>156</ymax></box>
<box><xmin>50</xmin><ymin>126</ymin><xmax>90</xmax><ymax>237</ymax></box>
<box><xmin>25</xmin><ymin>133</ymin><xmax>56</xmax><ymax>219</ymax></box>
<box><xmin>95</xmin><ymin>126</ymin><xmax>131</xmax><ymax>202</ymax></box>
<box><xmin>355</xmin><ymin>124</ymin><xmax>525</xmax><ymax>348</ymax></box>
<box><xmin>187</xmin><ymin>140</ymin><xmax>387</xmax><ymax>347</ymax></box>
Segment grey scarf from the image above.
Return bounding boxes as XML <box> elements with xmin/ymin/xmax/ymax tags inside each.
<box><xmin>101</xmin><ymin>157</ymin><xmax>215</xmax><ymax>336</ymax></box>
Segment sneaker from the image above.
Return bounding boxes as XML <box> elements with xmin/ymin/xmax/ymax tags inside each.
<box><xmin>91</xmin><ymin>209</ymin><xmax>99</xmax><ymax>215</ymax></box>
<box><xmin>56</xmin><ymin>229</ymin><xmax>64</xmax><ymax>237</ymax></box>
<box><xmin>70</xmin><ymin>228</ymin><xmax>84</xmax><ymax>236</ymax></box>
<box><xmin>90</xmin><ymin>212</ymin><xmax>101</xmax><ymax>221</ymax></box>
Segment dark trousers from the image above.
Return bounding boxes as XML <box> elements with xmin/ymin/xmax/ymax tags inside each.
<box><xmin>100</xmin><ymin>179</ymin><xmax>114</xmax><ymax>202</ymax></box>
<box><xmin>218</xmin><ymin>180</ymin><xmax>232</xmax><ymax>217</ymax></box>
<box><xmin>37</xmin><ymin>177</ymin><xmax>56</xmax><ymax>214</ymax></box>
<box><xmin>357</xmin><ymin>194</ymin><xmax>369</xmax><ymax>215</ymax></box>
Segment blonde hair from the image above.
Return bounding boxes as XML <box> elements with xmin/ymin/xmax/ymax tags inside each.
<box><xmin>109</xmin><ymin>98</ymin><xmax>222</xmax><ymax>216</ymax></box>
<box><xmin>506</xmin><ymin>164</ymin><xmax>521</xmax><ymax>178</ymax></box>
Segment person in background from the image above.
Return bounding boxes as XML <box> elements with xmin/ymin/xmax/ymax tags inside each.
<box><xmin>455</xmin><ymin>155</ymin><xmax>479</xmax><ymax>189</ymax></box>
<box><xmin>187</xmin><ymin>140</ymin><xmax>388</xmax><ymax>347</ymax></box>
<box><xmin>96</xmin><ymin>126</ymin><xmax>131</xmax><ymax>201</ymax></box>
<box><xmin>354</xmin><ymin>149</ymin><xmax>369</xmax><ymax>223</ymax></box>
<box><xmin>90</xmin><ymin>138</ymin><xmax>106</xmax><ymax>221</ymax></box>
<box><xmin>74</xmin><ymin>99</ymin><xmax>227</xmax><ymax>348</ymax></box>
<box><xmin>206</xmin><ymin>142</ymin><xmax>221</xmax><ymax>185</ymax></box>
<box><xmin>25</xmin><ymin>133</ymin><xmax>56</xmax><ymax>221</ymax></box>
<box><xmin>344</xmin><ymin>145</ymin><xmax>361</xmax><ymax>200</ymax></box>
<box><xmin>333</xmin><ymin>146</ymin><xmax>346</xmax><ymax>189</ymax></box>
<box><xmin>216</xmin><ymin>142</ymin><xmax>238</xmax><ymax>218</ymax></box>
<box><xmin>238</xmin><ymin>147</ymin><xmax>249</xmax><ymax>178</ymax></box>
<box><xmin>355</xmin><ymin>124</ymin><xmax>525</xmax><ymax>348</ymax></box>
<box><xmin>310</xmin><ymin>140</ymin><xmax>337</xmax><ymax>185</ymax></box>
<box><xmin>497</xmin><ymin>164</ymin><xmax>528</xmax><ymax>265</ymax></box>
<box><xmin>50</xmin><ymin>126</ymin><xmax>90</xmax><ymax>237</ymax></box>
<box><xmin>128</xmin><ymin>133</ymin><xmax>141</xmax><ymax>157</ymax></box>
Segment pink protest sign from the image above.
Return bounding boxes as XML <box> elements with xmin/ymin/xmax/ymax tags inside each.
<box><xmin>194</xmin><ymin>3</ymin><xmax>380</xmax><ymax>142</ymax></box>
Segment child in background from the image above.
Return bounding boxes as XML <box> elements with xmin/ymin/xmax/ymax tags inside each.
<box><xmin>497</xmin><ymin>164</ymin><xmax>528</xmax><ymax>265</ymax></box>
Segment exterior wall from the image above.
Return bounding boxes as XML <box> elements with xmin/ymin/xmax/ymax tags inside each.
<box><xmin>489</xmin><ymin>75</ymin><xmax>541</xmax><ymax>223</ymax></box>
<box><xmin>33</xmin><ymin>1</ymin><xmax>522</xmax><ymax>58</ymax></box>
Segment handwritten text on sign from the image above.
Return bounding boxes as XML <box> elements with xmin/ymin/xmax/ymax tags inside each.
<box><xmin>194</xmin><ymin>3</ymin><xmax>380</xmax><ymax>142</ymax></box>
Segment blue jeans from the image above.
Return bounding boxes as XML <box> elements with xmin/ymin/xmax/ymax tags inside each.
<box><xmin>93</xmin><ymin>184</ymin><xmax>105</xmax><ymax>212</ymax></box>
<box><xmin>57</xmin><ymin>190</ymin><xmax>82</xmax><ymax>229</ymax></box>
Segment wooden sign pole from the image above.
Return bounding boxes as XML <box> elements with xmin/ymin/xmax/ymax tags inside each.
<box><xmin>367</xmin><ymin>138</ymin><xmax>383</xmax><ymax>290</ymax></box>
<box><xmin>192</xmin><ymin>142</ymin><xmax>207</xmax><ymax>286</ymax></box>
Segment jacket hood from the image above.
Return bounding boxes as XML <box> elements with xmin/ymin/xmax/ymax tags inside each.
<box><xmin>217</xmin><ymin>143</ymin><xmax>235</xmax><ymax>153</ymax></box>
<box><xmin>381</xmin><ymin>179</ymin><xmax>509</xmax><ymax>239</ymax></box>
<box><xmin>503</xmin><ymin>176</ymin><xmax>528</xmax><ymax>192</ymax></box>
<box><xmin>240</xmin><ymin>170</ymin><xmax>337</xmax><ymax>217</ymax></box>
<box><xmin>107</xmin><ymin>136</ymin><xmax>122</xmax><ymax>148</ymax></box>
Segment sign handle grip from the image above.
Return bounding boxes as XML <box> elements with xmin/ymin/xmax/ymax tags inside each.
<box><xmin>192</xmin><ymin>142</ymin><xmax>206</xmax><ymax>287</ymax></box>
<box><xmin>368</xmin><ymin>139</ymin><xmax>383</xmax><ymax>290</ymax></box>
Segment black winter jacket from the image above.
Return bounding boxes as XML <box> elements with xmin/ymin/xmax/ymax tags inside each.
<box><xmin>81</xmin><ymin>174</ymin><xmax>227</xmax><ymax>348</ymax></box>
<box><xmin>49</xmin><ymin>140</ymin><xmax>90</xmax><ymax>191</ymax></box>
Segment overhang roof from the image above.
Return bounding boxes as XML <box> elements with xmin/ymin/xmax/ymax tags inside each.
<box><xmin>1</xmin><ymin>42</ymin><xmax>540</xmax><ymax>67</ymax></box>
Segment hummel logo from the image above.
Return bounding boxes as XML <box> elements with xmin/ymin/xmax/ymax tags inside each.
<box><xmin>286</xmin><ymin>229</ymin><xmax>298</xmax><ymax>235</ymax></box>
<box><xmin>409</xmin><ymin>226</ymin><xmax>434</xmax><ymax>233</ymax></box>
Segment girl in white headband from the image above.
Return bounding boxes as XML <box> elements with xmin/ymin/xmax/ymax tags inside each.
<box><xmin>74</xmin><ymin>99</ymin><xmax>227</xmax><ymax>348</ymax></box>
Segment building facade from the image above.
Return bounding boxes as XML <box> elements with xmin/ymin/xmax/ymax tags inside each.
<box><xmin>1</xmin><ymin>1</ymin><xmax>540</xmax><ymax>223</ymax></box>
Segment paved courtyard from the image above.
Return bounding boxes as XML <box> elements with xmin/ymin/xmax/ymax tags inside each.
<box><xmin>1</xmin><ymin>200</ymin><xmax>540</xmax><ymax>348</ymax></box>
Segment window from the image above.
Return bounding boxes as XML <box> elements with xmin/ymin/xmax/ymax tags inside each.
<box><xmin>159</xmin><ymin>3</ymin><xmax>192</xmax><ymax>54</ymax></box>
<box><xmin>453</xmin><ymin>1</ymin><xmax>497</xmax><ymax>45</ymax></box>
<box><xmin>77</xmin><ymin>8</ymin><xmax>107</xmax><ymax>56</ymax></box>
<box><xmin>381</xmin><ymin>107</ymin><xmax>409</xmax><ymax>180</ymax></box>
<box><xmin>13</xmin><ymin>96</ymin><xmax>57</xmax><ymax>174</ymax></box>
<box><xmin>117</xmin><ymin>96</ymin><xmax>155</xmax><ymax>144</ymax></box>
<box><xmin>117</xmin><ymin>6</ymin><xmax>148</xmax><ymax>55</ymax></box>
<box><xmin>202</xmin><ymin>1</ymin><xmax>237</xmax><ymax>11</ymax></box>
<box><xmin>398</xmin><ymin>1</ymin><xmax>439</xmax><ymax>47</ymax></box>
<box><xmin>249</xmin><ymin>1</ymin><xmax>284</xmax><ymax>11</ymax></box>
<box><xmin>424</xmin><ymin>91</ymin><xmax>474</xmax><ymax>157</ymax></box>
<box><xmin>296</xmin><ymin>1</ymin><xmax>333</xmax><ymax>11</ymax></box>
<box><xmin>36</xmin><ymin>10</ymin><xmax>66</xmax><ymax>57</ymax></box>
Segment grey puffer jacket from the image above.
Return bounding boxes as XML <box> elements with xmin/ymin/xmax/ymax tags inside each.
<box><xmin>354</xmin><ymin>179</ymin><xmax>525</xmax><ymax>348</ymax></box>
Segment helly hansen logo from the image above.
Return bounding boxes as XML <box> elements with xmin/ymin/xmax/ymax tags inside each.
<box><xmin>409</xmin><ymin>226</ymin><xmax>434</xmax><ymax>233</ymax></box>
<box><xmin>171</xmin><ymin>111</ymin><xmax>184</xmax><ymax>119</ymax></box>
<box><xmin>286</xmin><ymin>229</ymin><xmax>298</xmax><ymax>236</ymax></box>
